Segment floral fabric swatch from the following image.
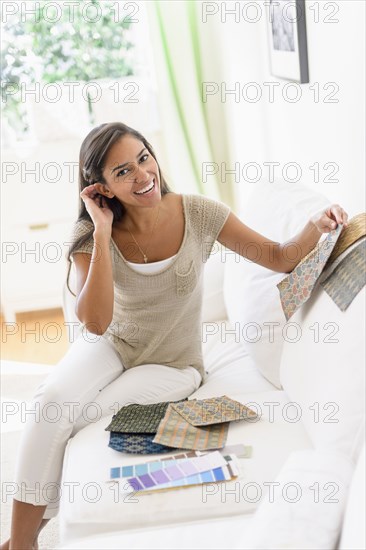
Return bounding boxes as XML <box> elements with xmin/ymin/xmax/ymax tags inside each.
<box><xmin>277</xmin><ymin>225</ymin><xmax>343</xmax><ymax>321</ymax></box>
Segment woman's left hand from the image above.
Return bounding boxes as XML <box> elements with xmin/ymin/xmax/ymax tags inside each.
<box><xmin>311</xmin><ymin>204</ymin><xmax>349</xmax><ymax>234</ymax></box>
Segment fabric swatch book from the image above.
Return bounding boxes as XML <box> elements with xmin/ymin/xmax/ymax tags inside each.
<box><xmin>321</xmin><ymin>239</ymin><xmax>366</xmax><ymax>311</ymax></box>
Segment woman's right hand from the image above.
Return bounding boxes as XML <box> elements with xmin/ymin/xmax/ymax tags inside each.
<box><xmin>80</xmin><ymin>184</ymin><xmax>114</xmax><ymax>234</ymax></box>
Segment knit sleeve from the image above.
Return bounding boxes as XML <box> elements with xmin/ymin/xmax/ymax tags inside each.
<box><xmin>68</xmin><ymin>218</ymin><xmax>95</xmax><ymax>257</ymax></box>
<box><xmin>188</xmin><ymin>194</ymin><xmax>231</xmax><ymax>261</ymax></box>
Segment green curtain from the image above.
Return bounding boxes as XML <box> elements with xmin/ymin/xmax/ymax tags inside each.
<box><xmin>146</xmin><ymin>0</ymin><xmax>236</xmax><ymax>209</ymax></box>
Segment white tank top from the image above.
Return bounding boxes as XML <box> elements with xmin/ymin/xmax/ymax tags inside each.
<box><xmin>125</xmin><ymin>254</ymin><xmax>177</xmax><ymax>274</ymax></box>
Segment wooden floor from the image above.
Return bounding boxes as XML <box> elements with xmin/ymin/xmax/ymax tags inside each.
<box><xmin>0</xmin><ymin>308</ymin><xmax>70</xmax><ymax>365</ymax></box>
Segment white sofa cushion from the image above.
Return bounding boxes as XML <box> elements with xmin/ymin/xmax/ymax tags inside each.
<box><xmin>223</xmin><ymin>180</ymin><xmax>330</xmax><ymax>388</ymax></box>
<box><xmin>60</xmin><ymin>388</ymin><xmax>312</xmax><ymax>543</ymax></box>
<box><xmin>280</xmin><ymin>270</ymin><xmax>365</xmax><ymax>460</ymax></box>
<box><xmin>59</xmin><ymin>329</ymin><xmax>311</xmax><ymax>544</ymax></box>
<box><xmin>339</xmin><ymin>443</ymin><xmax>366</xmax><ymax>550</ymax></box>
<box><xmin>235</xmin><ymin>449</ymin><xmax>354</xmax><ymax>550</ymax></box>
<box><xmin>57</xmin><ymin>516</ymin><xmax>254</xmax><ymax>549</ymax></box>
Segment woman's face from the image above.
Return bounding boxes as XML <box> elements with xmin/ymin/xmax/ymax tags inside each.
<box><xmin>99</xmin><ymin>135</ymin><xmax>161</xmax><ymax>207</ymax></box>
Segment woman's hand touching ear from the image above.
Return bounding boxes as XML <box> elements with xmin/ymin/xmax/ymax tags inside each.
<box><xmin>80</xmin><ymin>184</ymin><xmax>114</xmax><ymax>234</ymax></box>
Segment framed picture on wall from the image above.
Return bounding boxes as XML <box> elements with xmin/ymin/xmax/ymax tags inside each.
<box><xmin>266</xmin><ymin>0</ymin><xmax>309</xmax><ymax>83</ymax></box>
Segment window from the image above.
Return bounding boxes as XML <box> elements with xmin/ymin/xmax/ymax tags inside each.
<box><xmin>1</xmin><ymin>0</ymin><xmax>158</xmax><ymax>142</ymax></box>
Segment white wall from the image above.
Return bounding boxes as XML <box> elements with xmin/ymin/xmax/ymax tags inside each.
<box><xmin>208</xmin><ymin>0</ymin><xmax>365</xmax><ymax>216</ymax></box>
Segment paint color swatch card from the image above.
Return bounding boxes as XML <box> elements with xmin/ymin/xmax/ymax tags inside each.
<box><xmin>153</xmin><ymin>404</ymin><xmax>229</xmax><ymax>450</ymax></box>
<box><xmin>109</xmin><ymin>450</ymin><xmax>200</xmax><ymax>480</ymax></box>
<box><xmin>110</xmin><ymin>455</ymin><xmax>198</xmax><ymax>481</ymax></box>
<box><xmin>137</xmin><ymin>461</ymin><xmax>239</xmax><ymax>494</ymax></box>
<box><xmin>171</xmin><ymin>396</ymin><xmax>258</xmax><ymax>426</ymax></box>
<box><xmin>125</xmin><ymin>451</ymin><xmax>228</xmax><ymax>492</ymax></box>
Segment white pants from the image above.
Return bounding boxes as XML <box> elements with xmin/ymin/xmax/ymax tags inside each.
<box><xmin>13</xmin><ymin>332</ymin><xmax>202</xmax><ymax>519</ymax></box>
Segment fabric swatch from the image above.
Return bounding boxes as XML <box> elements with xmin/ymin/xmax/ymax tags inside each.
<box><xmin>327</xmin><ymin>212</ymin><xmax>366</xmax><ymax>264</ymax></box>
<box><xmin>105</xmin><ymin>400</ymin><xmax>186</xmax><ymax>434</ymax></box>
<box><xmin>171</xmin><ymin>395</ymin><xmax>257</xmax><ymax>426</ymax></box>
<box><xmin>108</xmin><ymin>431</ymin><xmax>177</xmax><ymax>454</ymax></box>
<box><xmin>321</xmin><ymin>240</ymin><xmax>366</xmax><ymax>311</ymax></box>
<box><xmin>153</xmin><ymin>404</ymin><xmax>229</xmax><ymax>451</ymax></box>
<box><xmin>277</xmin><ymin>225</ymin><xmax>343</xmax><ymax>321</ymax></box>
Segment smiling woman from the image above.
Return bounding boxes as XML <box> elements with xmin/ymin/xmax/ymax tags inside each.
<box><xmin>2</xmin><ymin>119</ymin><xmax>350</xmax><ymax>549</ymax></box>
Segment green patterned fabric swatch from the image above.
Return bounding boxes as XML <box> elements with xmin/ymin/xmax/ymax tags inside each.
<box><xmin>105</xmin><ymin>400</ymin><xmax>186</xmax><ymax>434</ymax></box>
<box><xmin>321</xmin><ymin>240</ymin><xmax>366</xmax><ymax>311</ymax></box>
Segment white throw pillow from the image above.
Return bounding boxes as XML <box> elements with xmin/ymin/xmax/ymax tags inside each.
<box><xmin>223</xmin><ymin>179</ymin><xmax>330</xmax><ymax>388</ymax></box>
<box><xmin>201</xmin><ymin>243</ymin><xmax>228</xmax><ymax>323</ymax></box>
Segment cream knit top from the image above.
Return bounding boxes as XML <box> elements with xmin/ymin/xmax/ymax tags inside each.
<box><xmin>69</xmin><ymin>193</ymin><xmax>231</xmax><ymax>383</ymax></box>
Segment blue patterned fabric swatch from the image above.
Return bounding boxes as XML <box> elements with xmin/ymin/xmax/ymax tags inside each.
<box><xmin>108</xmin><ymin>431</ymin><xmax>178</xmax><ymax>454</ymax></box>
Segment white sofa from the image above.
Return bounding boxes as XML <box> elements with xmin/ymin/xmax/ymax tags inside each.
<box><xmin>58</xmin><ymin>181</ymin><xmax>365</xmax><ymax>549</ymax></box>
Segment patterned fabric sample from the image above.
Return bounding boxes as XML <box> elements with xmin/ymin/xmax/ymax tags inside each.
<box><xmin>105</xmin><ymin>400</ymin><xmax>186</xmax><ymax>434</ymax></box>
<box><xmin>327</xmin><ymin>212</ymin><xmax>366</xmax><ymax>264</ymax></box>
<box><xmin>108</xmin><ymin>431</ymin><xmax>177</xmax><ymax>454</ymax></box>
<box><xmin>321</xmin><ymin>240</ymin><xmax>366</xmax><ymax>311</ymax></box>
<box><xmin>171</xmin><ymin>395</ymin><xmax>258</xmax><ymax>426</ymax></box>
<box><xmin>277</xmin><ymin>225</ymin><xmax>343</xmax><ymax>321</ymax></box>
<box><xmin>153</xmin><ymin>404</ymin><xmax>229</xmax><ymax>451</ymax></box>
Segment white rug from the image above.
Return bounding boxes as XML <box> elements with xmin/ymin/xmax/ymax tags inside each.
<box><xmin>1</xmin><ymin>361</ymin><xmax>60</xmax><ymax>548</ymax></box>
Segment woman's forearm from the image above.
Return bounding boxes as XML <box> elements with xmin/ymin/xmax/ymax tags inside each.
<box><xmin>276</xmin><ymin>220</ymin><xmax>323</xmax><ymax>273</ymax></box>
<box><xmin>76</xmin><ymin>229</ymin><xmax>114</xmax><ymax>334</ymax></box>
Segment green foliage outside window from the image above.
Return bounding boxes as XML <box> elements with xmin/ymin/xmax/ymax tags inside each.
<box><xmin>1</xmin><ymin>0</ymin><xmax>135</xmax><ymax>136</ymax></box>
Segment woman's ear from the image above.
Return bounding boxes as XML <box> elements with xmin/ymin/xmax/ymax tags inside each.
<box><xmin>93</xmin><ymin>183</ymin><xmax>115</xmax><ymax>198</ymax></box>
